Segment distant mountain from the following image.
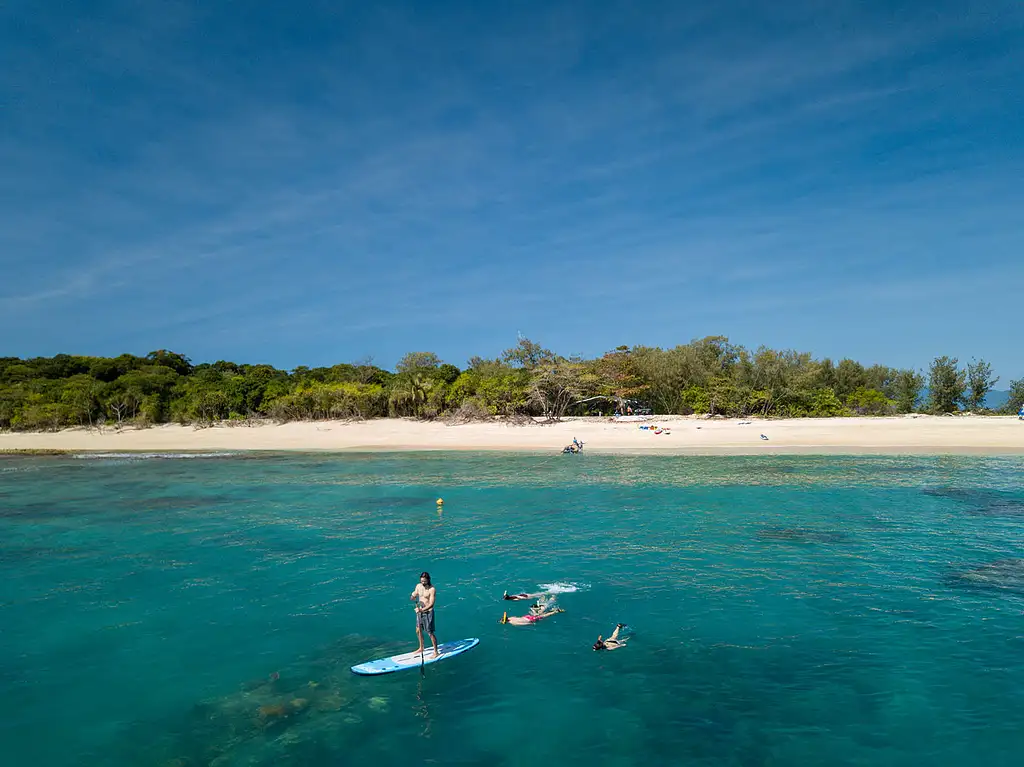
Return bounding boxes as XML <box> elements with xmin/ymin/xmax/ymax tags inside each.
<box><xmin>916</xmin><ymin>389</ymin><xmax>1010</xmax><ymax>411</ymax></box>
<box><xmin>985</xmin><ymin>390</ymin><xmax>1010</xmax><ymax>410</ymax></box>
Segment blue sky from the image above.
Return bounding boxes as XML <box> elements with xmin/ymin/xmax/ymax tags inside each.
<box><xmin>2</xmin><ymin>0</ymin><xmax>1022</xmax><ymax>380</ymax></box>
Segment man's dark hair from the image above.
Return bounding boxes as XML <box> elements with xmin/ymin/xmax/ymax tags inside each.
<box><xmin>420</xmin><ymin>571</ymin><xmax>432</xmax><ymax>586</ymax></box>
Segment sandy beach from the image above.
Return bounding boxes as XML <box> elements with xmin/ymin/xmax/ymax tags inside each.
<box><xmin>1</xmin><ymin>415</ymin><xmax>1022</xmax><ymax>455</ymax></box>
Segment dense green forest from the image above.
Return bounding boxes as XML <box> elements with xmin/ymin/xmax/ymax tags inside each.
<box><xmin>0</xmin><ymin>337</ymin><xmax>1019</xmax><ymax>431</ymax></box>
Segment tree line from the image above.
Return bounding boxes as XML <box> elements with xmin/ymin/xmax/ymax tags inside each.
<box><xmin>0</xmin><ymin>338</ymin><xmax>1018</xmax><ymax>431</ymax></box>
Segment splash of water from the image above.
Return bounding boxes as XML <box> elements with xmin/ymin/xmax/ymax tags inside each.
<box><xmin>537</xmin><ymin>582</ymin><xmax>589</xmax><ymax>594</ymax></box>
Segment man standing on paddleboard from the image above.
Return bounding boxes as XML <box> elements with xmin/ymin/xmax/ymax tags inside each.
<box><xmin>411</xmin><ymin>571</ymin><xmax>439</xmax><ymax>658</ymax></box>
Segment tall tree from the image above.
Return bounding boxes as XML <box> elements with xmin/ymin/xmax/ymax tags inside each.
<box><xmin>396</xmin><ymin>352</ymin><xmax>442</xmax><ymax>373</ymax></box>
<box><xmin>529</xmin><ymin>360</ymin><xmax>585</xmax><ymax>421</ymax></box>
<box><xmin>891</xmin><ymin>369</ymin><xmax>924</xmax><ymax>413</ymax></box>
<box><xmin>834</xmin><ymin>359</ymin><xmax>867</xmax><ymax>400</ymax></box>
<box><xmin>146</xmin><ymin>350</ymin><xmax>194</xmax><ymax>376</ymax></box>
<box><xmin>630</xmin><ymin>345</ymin><xmax>699</xmax><ymax>414</ymax></box>
<box><xmin>927</xmin><ymin>356</ymin><xmax>966</xmax><ymax>414</ymax></box>
<box><xmin>501</xmin><ymin>337</ymin><xmax>555</xmax><ymax>370</ymax></box>
<box><xmin>593</xmin><ymin>347</ymin><xmax>648</xmax><ymax>410</ymax></box>
<box><xmin>964</xmin><ymin>358</ymin><xmax>998</xmax><ymax>411</ymax></box>
<box><xmin>1000</xmin><ymin>378</ymin><xmax>1024</xmax><ymax>415</ymax></box>
<box><xmin>60</xmin><ymin>374</ymin><xmax>101</xmax><ymax>426</ymax></box>
<box><xmin>814</xmin><ymin>358</ymin><xmax>836</xmax><ymax>390</ymax></box>
<box><xmin>707</xmin><ymin>374</ymin><xmax>739</xmax><ymax>416</ymax></box>
<box><xmin>388</xmin><ymin>372</ymin><xmax>431</xmax><ymax>417</ymax></box>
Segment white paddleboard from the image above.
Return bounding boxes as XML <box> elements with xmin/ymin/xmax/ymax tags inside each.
<box><xmin>351</xmin><ymin>638</ymin><xmax>480</xmax><ymax>675</ymax></box>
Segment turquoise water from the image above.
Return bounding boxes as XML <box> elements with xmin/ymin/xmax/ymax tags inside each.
<box><xmin>2</xmin><ymin>452</ymin><xmax>1024</xmax><ymax>767</ymax></box>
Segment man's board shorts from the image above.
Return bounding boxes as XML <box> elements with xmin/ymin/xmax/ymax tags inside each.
<box><xmin>417</xmin><ymin>609</ymin><xmax>435</xmax><ymax>634</ymax></box>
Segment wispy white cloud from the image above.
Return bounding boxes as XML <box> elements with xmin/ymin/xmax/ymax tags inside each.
<box><xmin>1</xmin><ymin>0</ymin><xmax>1022</xmax><ymax>374</ymax></box>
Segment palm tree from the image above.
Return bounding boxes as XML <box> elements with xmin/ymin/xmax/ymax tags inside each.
<box><xmin>389</xmin><ymin>372</ymin><xmax>429</xmax><ymax>417</ymax></box>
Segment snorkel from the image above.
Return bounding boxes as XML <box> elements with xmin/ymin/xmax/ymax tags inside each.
<box><xmin>500</xmin><ymin>611</ymin><xmax>509</xmax><ymax>624</ymax></box>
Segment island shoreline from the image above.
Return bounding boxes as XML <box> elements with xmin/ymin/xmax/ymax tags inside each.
<box><xmin>2</xmin><ymin>415</ymin><xmax>1022</xmax><ymax>456</ymax></box>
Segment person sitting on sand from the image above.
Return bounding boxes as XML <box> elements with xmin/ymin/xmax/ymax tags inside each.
<box><xmin>593</xmin><ymin>623</ymin><xmax>629</xmax><ymax>651</ymax></box>
<box><xmin>500</xmin><ymin>605</ymin><xmax>564</xmax><ymax>625</ymax></box>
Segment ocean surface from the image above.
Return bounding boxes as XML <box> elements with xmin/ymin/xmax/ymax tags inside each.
<box><xmin>2</xmin><ymin>452</ymin><xmax>1023</xmax><ymax>767</ymax></box>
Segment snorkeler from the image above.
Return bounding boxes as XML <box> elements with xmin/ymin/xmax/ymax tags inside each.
<box><xmin>527</xmin><ymin>594</ymin><xmax>557</xmax><ymax>615</ymax></box>
<box><xmin>500</xmin><ymin>605</ymin><xmax>564</xmax><ymax>626</ymax></box>
<box><xmin>593</xmin><ymin>623</ymin><xmax>629</xmax><ymax>651</ymax></box>
<box><xmin>503</xmin><ymin>589</ymin><xmax>548</xmax><ymax>601</ymax></box>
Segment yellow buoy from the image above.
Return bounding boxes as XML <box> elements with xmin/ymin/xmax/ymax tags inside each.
<box><xmin>436</xmin><ymin>498</ymin><xmax>444</xmax><ymax>506</ymax></box>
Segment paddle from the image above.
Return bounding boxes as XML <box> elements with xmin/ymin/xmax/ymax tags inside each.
<box><xmin>419</xmin><ymin>605</ymin><xmax>424</xmax><ymax>676</ymax></box>
<box><xmin>411</xmin><ymin>592</ymin><xmax>425</xmax><ymax>676</ymax></box>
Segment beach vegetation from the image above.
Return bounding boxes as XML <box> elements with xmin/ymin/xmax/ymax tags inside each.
<box><xmin>845</xmin><ymin>387</ymin><xmax>896</xmax><ymax>416</ymax></box>
<box><xmin>1000</xmin><ymin>378</ymin><xmax>1024</xmax><ymax>415</ymax></box>
<box><xmin>810</xmin><ymin>387</ymin><xmax>849</xmax><ymax>417</ymax></box>
<box><xmin>530</xmin><ymin>358</ymin><xmax>588</xmax><ymax>421</ymax></box>
<box><xmin>891</xmin><ymin>369</ymin><xmax>925</xmax><ymax>413</ymax></box>
<box><xmin>927</xmin><ymin>356</ymin><xmax>967</xmax><ymax>414</ymax></box>
<box><xmin>964</xmin><ymin>359</ymin><xmax>998</xmax><ymax>412</ymax></box>
<box><xmin>476</xmin><ymin>371</ymin><xmax>531</xmax><ymax>416</ymax></box>
<box><xmin>679</xmin><ymin>385</ymin><xmax>711</xmax><ymax>415</ymax></box>
<box><xmin>501</xmin><ymin>337</ymin><xmax>555</xmax><ymax>370</ymax></box>
<box><xmin>0</xmin><ymin>342</ymin><xmax>1007</xmax><ymax>430</ymax></box>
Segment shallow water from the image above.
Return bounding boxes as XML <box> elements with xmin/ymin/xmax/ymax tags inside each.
<box><xmin>2</xmin><ymin>452</ymin><xmax>1023</xmax><ymax>766</ymax></box>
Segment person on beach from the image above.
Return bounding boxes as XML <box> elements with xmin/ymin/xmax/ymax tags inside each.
<box><xmin>500</xmin><ymin>605</ymin><xmax>564</xmax><ymax>626</ymax></box>
<box><xmin>411</xmin><ymin>571</ymin><xmax>438</xmax><ymax>658</ymax></box>
<box><xmin>593</xmin><ymin>623</ymin><xmax>629</xmax><ymax>651</ymax></box>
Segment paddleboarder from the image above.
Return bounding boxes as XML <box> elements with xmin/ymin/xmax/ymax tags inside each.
<box><xmin>411</xmin><ymin>571</ymin><xmax>439</xmax><ymax>658</ymax></box>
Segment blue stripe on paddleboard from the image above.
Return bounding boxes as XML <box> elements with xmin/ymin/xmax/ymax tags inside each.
<box><xmin>350</xmin><ymin>638</ymin><xmax>480</xmax><ymax>675</ymax></box>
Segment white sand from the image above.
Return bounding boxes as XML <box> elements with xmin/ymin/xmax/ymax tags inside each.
<box><xmin>1</xmin><ymin>415</ymin><xmax>1022</xmax><ymax>455</ymax></box>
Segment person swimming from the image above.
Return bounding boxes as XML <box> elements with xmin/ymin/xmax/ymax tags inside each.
<box><xmin>593</xmin><ymin>623</ymin><xmax>629</xmax><ymax>651</ymax></box>
<box><xmin>500</xmin><ymin>605</ymin><xmax>564</xmax><ymax>626</ymax></box>
<box><xmin>528</xmin><ymin>594</ymin><xmax>556</xmax><ymax>615</ymax></box>
<box><xmin>503</xmin><ymin>590</ymin><xmax>547</xmax><ymax>601</ymax></box>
